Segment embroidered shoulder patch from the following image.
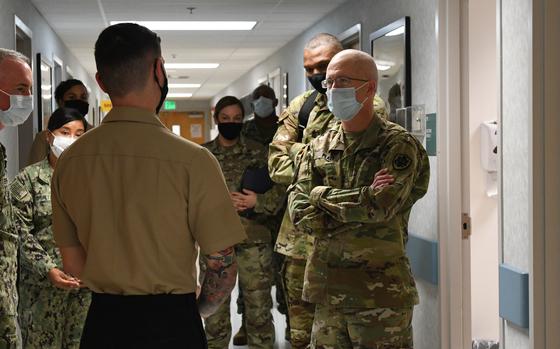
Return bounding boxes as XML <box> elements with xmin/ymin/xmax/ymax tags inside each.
<box><xmin>393</xmin><ymin>154</ymin><xmax>412</xmax><ymax>170</ymax></box>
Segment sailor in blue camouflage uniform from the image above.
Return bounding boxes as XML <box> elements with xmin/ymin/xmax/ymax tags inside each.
<box><xmin>288</xmin><ymin>50</ymin><xmax>430</xmax><ymax>349</ymax></box>
<box><xmin>0</xmin><ymin>48</ymin><xmax>34</xmax><ymax>349</ymax></box>
<box><xmin>11</xmin><ymin>108</ymin><xmax>90</xmax><ymax>349</ymax></box>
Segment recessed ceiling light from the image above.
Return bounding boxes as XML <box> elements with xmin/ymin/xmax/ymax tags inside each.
<box><xmin>385</xmin><ymin>26</ymin><xmax>405</xmax><ymax>37</ymax></box>
<box><xmin>167</xmin><ymin>93</ymin><xmax>192</xmax><ymax>98</ymax></box>
<box><xmin>168</xmin><ymin>83</ymin><xmax>202</xmax><ymax>88</ymax></box>
<box><xmin>165</xmin><ymin>63</ymin><xmax>219</xmax><ymax>69</ymax></box>
<box><xmin>109</xmin><ymin>21</ymin><xmax>257</xmax><ymax>31</ymax></box>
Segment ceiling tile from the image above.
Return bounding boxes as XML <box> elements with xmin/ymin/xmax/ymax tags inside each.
<box><xmin>31</xmin><ymin>0</ymin><xmax>350</xmax><ymax>98</ymax></box>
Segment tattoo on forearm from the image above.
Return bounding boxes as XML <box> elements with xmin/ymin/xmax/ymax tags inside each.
<box><xmin>198</xmin><ymin>246</ymin><xmax>237</xmax><ymax>318</ymax></box>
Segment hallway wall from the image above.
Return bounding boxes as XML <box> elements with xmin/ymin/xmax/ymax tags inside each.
<box><xmin>213</xmin><ymin>1</ymin><xmax>440</xmax><ymax>348</ymax></box>
<box><xmin>500</xmin><ymin>0</ymin><xmax>531</xmax><ymax>348</ymax></box>
<box><xmin>0</xmin><ymin>0</ymin><xmax>102</xmax><ymax>178</ymax></box>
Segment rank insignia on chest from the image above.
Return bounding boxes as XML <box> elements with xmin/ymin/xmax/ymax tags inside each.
<box><xmin>393</xmin><ymin>154</ymin><xmax>412</xmax><ymax>170</ymax></box>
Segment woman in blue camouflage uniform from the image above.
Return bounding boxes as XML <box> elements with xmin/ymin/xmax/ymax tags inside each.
<box><xmin>10</xmin><ymin>107</ymin><xmax>90</xmax><ymax>349</ymax></box>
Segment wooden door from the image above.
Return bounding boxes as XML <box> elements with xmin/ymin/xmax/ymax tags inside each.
<box><xmin>159</xmin><ymin>111</ymin><xmax>206</xmax><ymax>144</ymax></box>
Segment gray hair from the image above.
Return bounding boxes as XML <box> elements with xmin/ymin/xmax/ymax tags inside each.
<box><xmin>0</xmin><ymin>48</ymin><xmax>30</xmax><ymax>65</ymax></box>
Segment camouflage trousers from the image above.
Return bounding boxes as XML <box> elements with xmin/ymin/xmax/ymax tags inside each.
<box><xmin>283</xmin><ymin>257</ymin><xmax>314</xmax><ymax>349</ymax></box>
<box><xmin>203</xmin><ymin>242</ymin><xmax>274</xmax><ymax>348</ymax></box>
<box><xmin>0</xmin><ymin>316</ymin><xmax>19</xmax><ymax>349</ymax></box>
<box><xmin>236</xmin><ymin>248</ymin><xmax>287</xmax><ymax>315</ymax></box>
<box><xmin>311</xmin><ymin>303</ymin><xmax>413</xmax><ymax>349</ymax></box>
<box><xmin>238</xmin><ymin>211</ymin><xmax>287</xmax><ymax>315</ymax></box>
<box><xmin>19</xmin><ymin>278</ymin><xmax>90</xmax><ymax>349</ymax></box>
<box><xmin>0</xmin><ymin>237</ymin><xmax>20</xmax><ymax>349</ymax></box>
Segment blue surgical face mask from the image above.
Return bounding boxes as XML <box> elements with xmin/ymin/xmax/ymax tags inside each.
<box><xmin>326</xmin><ymin>82</ymin><xmax>369</xmax><ymax>121</ymax></box>
<box><xmin>251</xmin><ymin>96</ymin><xmax>275</xmax><ymax>118</ymax></box>
<box><xmin>0</xmin><ymin>89</ymin><xmax>33</xmax><ymax>126</ymax></box>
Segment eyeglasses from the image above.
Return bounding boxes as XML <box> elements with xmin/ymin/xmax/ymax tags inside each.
<box><xmin>321</xmin><ymin>76</ymin><xmax>369</xmax><ymax>89</ymax></box>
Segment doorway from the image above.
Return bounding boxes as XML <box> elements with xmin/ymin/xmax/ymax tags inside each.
<box><xmin>159</xmin><ymin>111</ymin><xmax>206</xmax><ymax>144</ymax></box>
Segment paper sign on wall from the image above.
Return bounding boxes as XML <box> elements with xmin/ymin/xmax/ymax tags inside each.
<box><xmin>190</xmin><ymin>124</ymin><xmax>202</xmax><ymax>138</ymax></box>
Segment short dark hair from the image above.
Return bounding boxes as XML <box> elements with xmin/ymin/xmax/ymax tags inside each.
<box><xmin>54</xmin><ymin>79</ymin><xmax>86</xmax><ymax>104</ymax></box>
<box><xmin>48</xmin><ymin>107</ymin><xmax>87</xmax><ymax>132</ymax></box>
<box><xmin>305</xmin><ymin>33</ymin><xmax>343</xmax><ymax>52</ymax></box>
<box><xmin>94</xmin><ymin>23</ymin><xmax>162</xmax><ymax>97</ymax></box>
<box><xmin>251</xmin><ymin>84</ymin><xmax>276</xmax><ymax>100</ymax></box>
<box><xmin>214</xmin><ymin>96</ymin><xmax>244</xmax><ymax>119</ymax></box>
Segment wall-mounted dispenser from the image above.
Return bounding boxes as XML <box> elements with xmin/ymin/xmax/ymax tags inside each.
<box><xmin>395</xmin><ymin>105</ymin><xmax>426</xmax><ymax>142</ymax></box>
<box><xmin>480</xmin><ymin>120</ymin><xmax>498</xmax><ymax>197</ymax></box>
<box><xmin>481</xmin><ymin>121</ymin><xmax>498</xmax><ymax>172</ymax></box>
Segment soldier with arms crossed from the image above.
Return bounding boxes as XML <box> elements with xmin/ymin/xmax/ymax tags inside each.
<box><xmin>268</xmin><ymin>33</ymin><xmax>388</xmax><ymax>348</ymax></box>
<box><xmin>288</xmin><ymin>49</ymin><xmax>430</xmax><ymax>349</ymax></box>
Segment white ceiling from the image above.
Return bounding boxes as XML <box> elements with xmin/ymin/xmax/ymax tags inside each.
<box><xmin>31</xmin><ymin>0</ymin><xmax>349</xmax><ymax>99</ymax></box>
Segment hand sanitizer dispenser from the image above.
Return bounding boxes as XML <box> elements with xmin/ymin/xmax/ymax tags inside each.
<box><xmin>481</xmin><ymin>121</ymin><xmax>498</xmax><ymax>197</ymax></box>
<box><xmin>480</xmin><ymin>121</ymin><xmax>498</xmax><ymax>172</ymax></box>
<box><xmin>395</xmin><ymin>105</ymin><xmax>426</xmax><ymax>142</ymax></box>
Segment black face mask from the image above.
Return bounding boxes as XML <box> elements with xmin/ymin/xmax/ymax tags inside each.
<box><xmin>154</xmin><ymin>60</ymin><xmax>169</xmax><ymax>114</ymax></box>
<box><xmin>218</xmin><ymin>122</ymin><xmax>243</xmax><ymax>141</ymax></box>
<box><xmin>308</xmin><ymin>72</ymin><xmax>327</xmax><ymax>94</ymax></box>
<box><xmin>64</xmin><ymin>100</ymin><xmax>89</xmax><ymax>117</ymax></box>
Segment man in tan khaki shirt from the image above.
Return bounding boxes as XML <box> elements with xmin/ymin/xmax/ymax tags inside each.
<box><xmin>51</xmin><ymin>23</ymin><xmax>246</xmax><ymax>348</ymax></box>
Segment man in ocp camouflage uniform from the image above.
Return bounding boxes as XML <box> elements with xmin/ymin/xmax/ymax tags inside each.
<box><xmin>268</xmin><ymin>33</ymin><xmax>388</xmax><ymax>349</ymax></box>
<box><xmin>288</xmin><ymin>50</ymin><xmax>429</xmax><ymax>348</ymax></box>
<box><xmin>0</xmin><ymin>48</ymin><xmax>34</xmax><ymax>349</ymax></box>
<box><xmin>201</xmin><ymin>96</ymin><xmax>281</xmax><ymax>348</ymax></box>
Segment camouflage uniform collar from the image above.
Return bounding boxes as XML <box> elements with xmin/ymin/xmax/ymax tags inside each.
<box><xmin>209</xmin><ymin>135</ymin><xmax>247</xmax><ymax>154</ymax></box>
<box><xmin>302</xmin><ymin>89</ymin><xmax>328</xmax><ymax>109</ymax></box>
<box><xmin>36</xmin><ymin>158</ymin><xmax>54</xmax><ymax>184</ymax></box>
<box><xmin>355</xmin><ymin>115</ymin><xmax>385</xmax><ymax>151</ymax></box>
<box><xmin>315</xmin><ymin>92</ymin><xmax>328</xmax><ymax>108</ymax></box>
<box><xmin>328</xmin><ymin>115</ymin><xmax>384</xmax><ymax>153</ymax></box>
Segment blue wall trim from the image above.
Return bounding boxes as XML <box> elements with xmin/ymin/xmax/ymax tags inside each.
<box><xmin>406</xmin><ymin>233</ymin><xmax>439</xmax><ymax>285</ymax></box>
<box><xmin>499</xmin><ymin>263</ymin><xmax>529</xmax><ymax>328</ymax></box>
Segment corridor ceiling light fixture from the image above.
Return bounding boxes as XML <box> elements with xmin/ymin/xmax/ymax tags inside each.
<box><xmin>165</xmin><ymin>63</ymin><xmax>219</xmax><ymax>69</ymax></box>
<box><xmin>375</xmin><ymin>60</ymin><xmax>395</xmax><ymax>71</ymax></box>
<box><xmin>167</xmin><ymin>93</ymin><xmax>193</xmax><ymax>98</ymax></box>
<box><xmin>385</xmin><ymin>26</ymin><xmax>405</xmax><ymax>37</ymax></box>
<box><xmin>168</xmin><ymin>83</ymin><xmax>202</xmax><ymax>88</ymax></box>
<box><xmin>376</xmin><ymin>64</ymin><xmax>392</xmax><ymax>71</ymax></box>
<box><xmin>109</xmin><ymin>21</ymin><xmax>257</xmax><ymax>31</ymax></box>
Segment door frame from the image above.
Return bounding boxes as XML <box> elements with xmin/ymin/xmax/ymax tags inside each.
<box><xmin>531</xmin><ymin>0</ymin><xmax>560</xmax><ymax>348</ymax></box>
<box><xmin>436</xmin><ymin>0</ymin><xmax>472</xmax><ymax>348</ymax></box>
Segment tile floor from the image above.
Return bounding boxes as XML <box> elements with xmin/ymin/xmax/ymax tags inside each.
<box><xmin>220</xmin><ymin>283</ymin><xmax>292</xmax><ymax>349</ymax></box>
